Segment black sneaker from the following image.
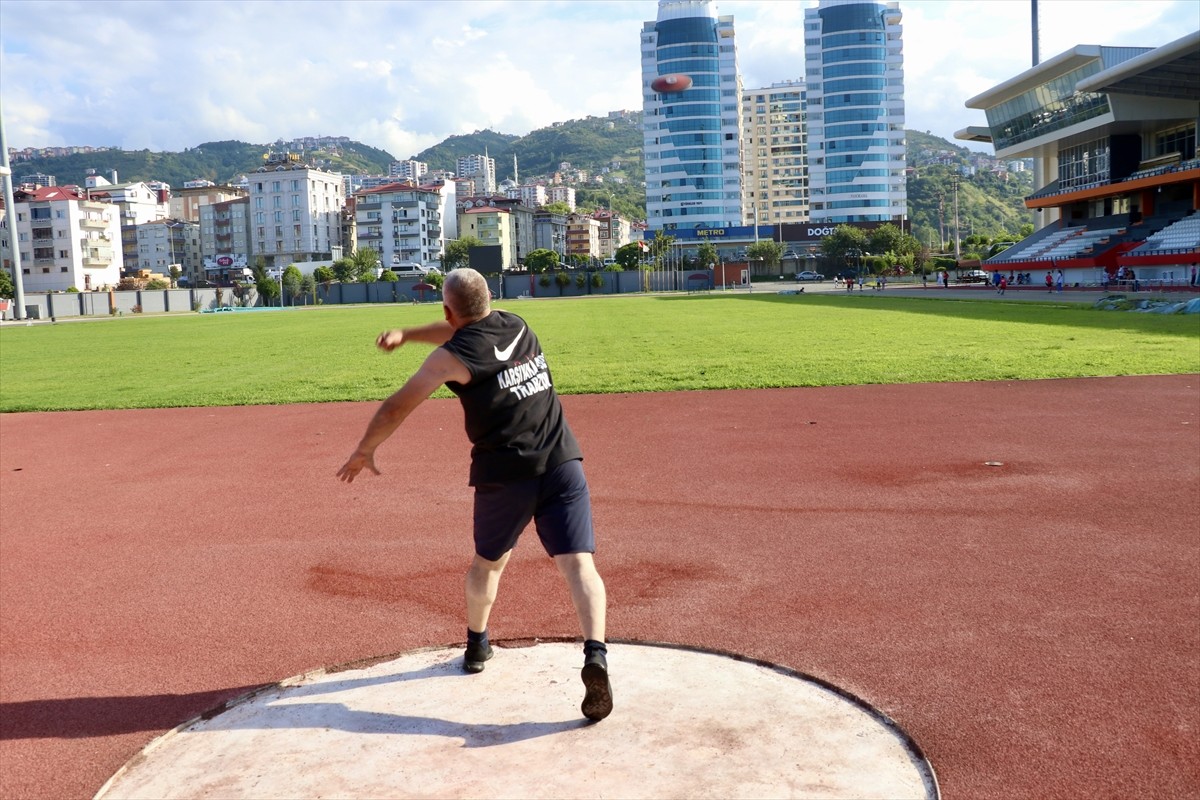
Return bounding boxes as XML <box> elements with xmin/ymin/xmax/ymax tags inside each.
<box><xmin>580</xmin><ymin>654</ymin><xmax>613</xmax><ymax>721</ymax></box>
<box><xmin>463</xmin><ymin>642</ymin><xmax>493</xmax><ymax>674</ymax></box>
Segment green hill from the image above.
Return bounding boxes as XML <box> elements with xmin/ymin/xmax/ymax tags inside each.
<box><xmin>10</xmin><ymin>139</ymin><xmax>397</xmax><ymax>188</ymax></box>
<box><xmin>12</xmin><ymin>120</ymin><xmax>1031</xmax><ymax>240</ymax></box>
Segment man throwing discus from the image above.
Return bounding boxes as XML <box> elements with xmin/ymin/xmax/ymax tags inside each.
<box><xmin>336</xmin><ymin>267</ymin><xmax>612</xmax><ymax>722</ymax></box>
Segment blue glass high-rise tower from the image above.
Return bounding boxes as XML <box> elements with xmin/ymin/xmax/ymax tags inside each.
<box><xmin>641</xmin><ymin>0</ymin><xmax>744</xmax><ymax>233</ymax></box>
<box><xmin>804</xmin><ymin>0</ymin><xmax>906</xmax><ymax>224</ymax></box>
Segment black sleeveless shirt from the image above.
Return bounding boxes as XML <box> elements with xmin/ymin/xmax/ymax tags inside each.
<box><xmin>441</xmin><ymin>309</ymin><xmax>582</xmax><ymax>485</ymax></box>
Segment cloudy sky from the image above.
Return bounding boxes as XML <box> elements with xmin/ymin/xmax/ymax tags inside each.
<box><xmin>1</xmin><ymin>0</ymin><xmax>1195</xmax><ymax>160</ymax></box>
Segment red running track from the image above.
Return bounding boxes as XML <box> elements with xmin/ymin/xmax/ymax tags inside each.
<box><xmin>1</xmin><ymin>376</ymin><xmax>1198</xmax><ymax>799</ymax></box>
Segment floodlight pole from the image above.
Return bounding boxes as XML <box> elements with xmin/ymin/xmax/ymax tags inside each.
<box><xmin>0</xmin><ymin>99</ymin><xmax>27</xmax><ymax>319</ymax></box>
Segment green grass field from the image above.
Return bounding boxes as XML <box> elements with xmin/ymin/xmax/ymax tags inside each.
<box><xmin>1</xmin><ymin>293</ymin><xmax>1197</xmax><ymax>412</ymax></box>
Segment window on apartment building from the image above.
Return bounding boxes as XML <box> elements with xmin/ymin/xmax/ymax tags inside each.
<box><xmin>59</xmin><ymin>250</ymin><xmax>69</xmax><ymax>259</ymax></box>
<box><xmin>272</xmin><ymin>181</ymin><xmax>281</xmax><ymax>192</ymax></box>
<box><xmin>42</xmin><ymin>267</ymin><xmax>50</xmax><ymax>273</ymax></box>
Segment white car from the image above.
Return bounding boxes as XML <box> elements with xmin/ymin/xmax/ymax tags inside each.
<box><xmin>391</xmin><ymin>263</ymin><xmax>440</xmax><ymax>278</ymax></box>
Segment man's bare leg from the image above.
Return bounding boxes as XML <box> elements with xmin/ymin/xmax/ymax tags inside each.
<box><xmin>463</xmin><ymin>551</ymin><xmax>510</xmax><ymax>672</ymax></box>
<box><xmin>555</xmin><ymin>552</ymin><xmax>612</xmax><ymax>720</ymax></box>
<box><xmin>553</xmin><ymin>552</ymin><xmax>606</xmax><ymax>640</ymax></box>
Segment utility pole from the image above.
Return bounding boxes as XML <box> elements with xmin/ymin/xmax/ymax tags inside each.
<box><xmin>953</xmin><ymin>177</ymin><xmax>961</xmax><ymax>261</ymax></box>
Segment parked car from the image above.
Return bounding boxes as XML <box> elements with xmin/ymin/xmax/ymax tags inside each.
<box><xmin>795</xmin><ymin>271</ymin><xmax>825</xmax><ymax>281</ymax></box>
<box><xmin>391</xmin><ymin>263</ymin><xmax>440</xmax><ymax>278</ymax></box>
<box><xmin>956</xmin><ymin>270</ymin><xmax>990</xmax><ymax>284</ymax></box>
<box><xmin>782</xmin><ymin>250</ymin><xmax>800</xmax><ymax>260</ymax></box>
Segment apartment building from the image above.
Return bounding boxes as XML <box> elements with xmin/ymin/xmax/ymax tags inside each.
<box><xmin>355</xmin><ymin>182</ymin><xmax>446</xmax><ymax>267</ymax></box>
<box><xmin>199</xmin><ymin>197</ymin><xmax>252</xmax><ymax>284</ymax></box>
<box><xmin>566</xmin><ymin>213</ymin><xmax>602</xmax><ymax>262</ymax></box>
<box><xmin>10</xmin><ymin>185</ymin><xmax>123</xmax><ymax>291</ymax></box>
<box><xmin>592</xmin><ymin>210</ymin><xmax>632</xmax><ymax>260</ymax></box>
<box><xmin>134</xmin><ymin>219</ymin><xmax>200</xmax><ymax>281</ymax></box>
<box><xmin>742</xmin><ymin>80</ymin><xmax>810</xmax><ymax>224</ymax></box>
<box><xmin>246</xmin><ymin>155</ymin><xmax>344</xmax><ymax>268</ymax></box>
<box><xmin>804</xmin><ymin>0</ymin><xmax>907</xmax><ymax>224</ymax></box>
<box><xmin>547</xmin><ymin>185</ymin><xmax>576</xmax><ymax>210</ymax></box>
<box><xmin>390</xmin><ymin>160</ymin><xmax>428</xmax><ymax>181</ymax></box>
<box><xmin>456</xmin><ymin>154</ymin><xmax>496</xmax><ymax>195</ymax></box>
<box><xmin>169</xmin><ymin>184</ymin><xmax>247</xmax><ymax>223</ymax></box>
<box><xmin>641</xmin><ymin>0</ymin><xmax>744</xmax><ymax>232</ymax></box>
<box><xmin>507</xmin><ymin>183</ymin><xmax>548</xmax><ymax>209</ymax></box>
<box><xmin>533</xmin><ymin>209</ymin><xmax>568</xmax><ymax>257</ymax></box>
<box><xmin>458</xmin><ymin>204</ymin><xmax>516</xmax><ymax>269</ymax></box>
<box><xmin>83</xmin><ymin>174</ymin><xmax>168</xmax><ymax>274</ymax></box>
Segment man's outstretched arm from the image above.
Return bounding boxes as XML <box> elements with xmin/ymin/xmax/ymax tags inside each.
<box><xmin>377</xmin><ymin>320</ymin><xmax>455</xmax><ymax>351</ymax></box>
<box><xmin>336</xmin><ymin>348</ymin><xmax>469</xmax><ymax>483</ymax></box>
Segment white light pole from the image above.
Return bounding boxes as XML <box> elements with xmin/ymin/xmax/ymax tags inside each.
<box><xmin>0</xmin><ymin>99</ymin><xmax>27</xmax><ymax>319</ymax></box>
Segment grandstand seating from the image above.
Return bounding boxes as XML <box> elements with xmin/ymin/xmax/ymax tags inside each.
<box><xmin>1129</xmin><ymin>214</ymin><xmax>1200</xmax><ymax>255</ymax></box>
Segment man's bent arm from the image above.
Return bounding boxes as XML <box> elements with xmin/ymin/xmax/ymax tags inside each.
<box><xmin>336</xmin><ymin>348</ymin><xmax>469</xmax><ymax>483</ymax></box>
<box><xmin>378</xmin><ymin>321</ymin><xmax>454</xmax><ymax>351</ymax></box>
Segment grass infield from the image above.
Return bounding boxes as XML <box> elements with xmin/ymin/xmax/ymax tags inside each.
<box><xmin>1</xmin><ymin>293</ymin><xmax>1197</xmax><ymax>412</ymax></box>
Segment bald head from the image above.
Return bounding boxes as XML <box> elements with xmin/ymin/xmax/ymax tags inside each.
<box><xmin>443</xmin><ymin>268</ymin><xmax>491</xmax><ymax>322</ymax></box>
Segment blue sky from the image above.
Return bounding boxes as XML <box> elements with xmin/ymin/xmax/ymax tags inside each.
<box><xmin>1</xmin><ymin>0</ymin><xmax>1196</xmax><ymax>161</ymax></box>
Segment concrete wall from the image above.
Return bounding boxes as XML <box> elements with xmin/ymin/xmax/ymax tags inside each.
<box><xmin>10</xmin><ymin>269</ymin><xmax>693</xmax><ymax>319</ymax></box>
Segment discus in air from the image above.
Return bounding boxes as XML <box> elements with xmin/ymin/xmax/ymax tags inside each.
<box><xmin>651</xmin><ymin>74</ymin><xmax>693</xmax><ymax>93</ymax></box>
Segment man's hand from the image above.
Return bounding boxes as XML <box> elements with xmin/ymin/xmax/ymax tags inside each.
<box><xmin>336</xmin><ymin>449</ymin><xmax>381</xmax><ymax>483</ymax></box>
<box><xmin>377</xmin><ymin>329</ymin><xmax>405</xmax><ymax>352</ymax></box>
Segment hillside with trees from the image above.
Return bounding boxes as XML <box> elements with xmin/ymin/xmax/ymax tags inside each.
<box><xmin>12</xmin><ymin>118</ymin><xmax>1033</xmax><ymax>242</ymax></box>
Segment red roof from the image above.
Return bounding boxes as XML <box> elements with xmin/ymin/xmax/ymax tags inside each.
<box><xmin>14</xmin><ymin>185</ymin><xmax>86</xmax><ymax>202</ymax></box>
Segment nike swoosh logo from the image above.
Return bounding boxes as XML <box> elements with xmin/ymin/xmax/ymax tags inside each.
<box><xmin>493</xmin><ymin>326</ymin><xmax>526</xmax><ymax>361</ymax></box>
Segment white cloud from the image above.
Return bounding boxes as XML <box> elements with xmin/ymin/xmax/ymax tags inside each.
<box><xmin>0</xmin><ymin>0</ymin><xmax>1195</xmax><ymax>160</ymax></box>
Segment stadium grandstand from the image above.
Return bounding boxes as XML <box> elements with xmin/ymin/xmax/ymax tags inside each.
<box><xmin>956</xmin><ymin>30</ymin><xmax>1199</xmax><ymax>290</ymax></box>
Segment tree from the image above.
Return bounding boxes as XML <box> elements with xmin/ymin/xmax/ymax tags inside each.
<box><xmin>614</xmin><ymin>242</ymin><xmax>642</xmax><ymax>270</ymax></box>
<box><xmin>525</xmin><ymin>248</ymin><xmax>559</xmax><ymax>273</ymax></box>
<box><xmin>443</xmin><ymin>236</ymin><xmax>484</xmax><ymax>271</ymax></box>
<box><xmin>867</xmin><ymin>223</ymin><xmax>904</xmax><ymax>257</ymax></box>
<box><xmin>282</xmin><ymin>264</ymin><xmax>303</xmax><ymax>306</ymax></box>
<box><xmin>351</xmin><ymin>247</ymin><xmax>380</xmax><ymax>281</ymax></box>
<box><xmin>378</xmin><ymin>269</ymin><xmax>398</xmax><ymax>282</ymax></box>
<box><xmin>332</xmin><ymin>258</ymin><xmax>357</xmax><ymax>284</ymax></box>
<box><xmin>541</xmin><ymin>201</ymin><xmax>571</xmax><ymax>216</ymax></box>
<box><xmin>299</xmin><ymin>274</ymin><xmax>316</xmax><ymax>304</ymax></box>
<box><xmin>312</xmin><ymin>266</ymin><xmax>334</xmax><ymax>284</ymax></box>
<box><xmin>168</xmin><ymin>265</ymin><xmax>181</xmax><ymax>288</ymax></box>
<box><xmin>821</xmin><ymin>225</ymin><xmax>869</xmax><ymax>267</ymax></box>
<box><xmin>252</xmin><ymin>257</ymin><xmax>280</xmax><ymax>305</ymax></box>
<box><xmin>555</xmin><ymin>272</ymin><xmax>571</xmax><ymax>295</ymax></box>
<box><xmin>145</xmin><ymin>278</ymin><xmax>170</xmax><ymax>290</ymax></box>
<box><xmin>747</xmin><ymin>240</ymin><xmax>783</xmax><ymax>267</ymax></box>
<box><xmin>0</xmin><ymin>268</ymin><xmax>16</xmax><ymax>299</ymax></box>
<box><xmin>696</xmin><ymin>242</ymin><xmax>718</xmax><ymax>268</ymax></box>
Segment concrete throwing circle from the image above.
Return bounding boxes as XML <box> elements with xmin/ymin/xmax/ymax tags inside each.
<box><xmin>96</xmin><ymin>641</ymin><xmax>938</xmax><ymax>799</ymax></box>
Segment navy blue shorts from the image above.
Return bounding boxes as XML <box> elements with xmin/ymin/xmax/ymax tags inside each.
<box><xmin>472</xmin><ymin>459</ymin><xmax>594</xmax><ymax>561</ymax></box>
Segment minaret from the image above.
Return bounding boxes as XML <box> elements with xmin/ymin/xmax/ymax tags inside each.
<box><xmin>513</xmin><ymin>154</ymin><xmax>519</xmax><ymax>185</ymax></box>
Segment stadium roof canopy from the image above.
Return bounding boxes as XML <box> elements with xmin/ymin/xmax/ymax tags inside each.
<box><xmin>1075</xmin><ymin>30</ymin><xmax>1200</xmax><ymax>101</ymax></box>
